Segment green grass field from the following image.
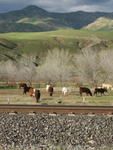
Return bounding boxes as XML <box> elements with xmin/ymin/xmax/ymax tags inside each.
<box><xmin>0</xmin><ymin>29</ymin><xmax>113</xmax><ymax>56</ymax></box>
<box><xmin>1</xmin><ymin>29</ymin><xmax>113</xmax><ymax>40</ymax></box>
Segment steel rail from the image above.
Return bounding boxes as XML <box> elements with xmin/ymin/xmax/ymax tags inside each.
<box><xmin>0</xmin><ymin>104</ymin><xmax>113</xmax><ymax>114</ymax></box>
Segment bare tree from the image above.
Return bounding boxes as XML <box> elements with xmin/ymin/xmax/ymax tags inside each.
<box><xmin>73</xmin><ymin>48</ymin><xmax>104</xmax><ymax>87</ymax></box>
<box><xmin>5</xmin><ymin>61</ymin><xmax>18</xmax><ymax>82</ymax></box>
<box><xmin>0</xmin><ymin>61</ymin><xmax>18</xmax><ymax>83</ymax></box>
<box><xmin>37</xmin><ymin>48</ymin><xmax>73</xmax><ymax>83</ymax></box>
<box><xmin>16</xmin><ymin>55</ymin><xmax>38</xmax><ymax>85</ymax></box>
<box><xmin>0</xmin><ymin>61</ymin><xmax>7</xmax><ymax>81</ymax></box>
<box><xmin>99</xmin><ymin>49</ymin><xmax>113</xmax><ymax>83</ymax></box>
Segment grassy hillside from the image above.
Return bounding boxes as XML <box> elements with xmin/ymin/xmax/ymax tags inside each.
<box><xmin>1</xmin><ymin>29</ymin><xmax>113</xmax><ymax>40</ymax></box>
<box><xmin>0</xmin><ymin>29</ymin><xmax>113</xmax><ymax>61</ymax></box>
<box><xmin>83</xmin><ymin>17</ymin><xmax>113</xmax><ymax>30</ymax></box>
<box><xmin>0</xmin><ymin>38</ymin><xmax>20</xmax><ymax>61</ymax></box>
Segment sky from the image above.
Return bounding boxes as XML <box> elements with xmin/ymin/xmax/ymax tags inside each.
<box><xmin>0</xmin><ymin>0</ymin><xmax>113</xmax><ymax>13</ymax></box>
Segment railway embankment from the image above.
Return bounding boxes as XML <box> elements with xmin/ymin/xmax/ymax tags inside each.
<box><xmin>0</xmin><ymin>113</ymin><xmax>113</xmax><ymax>150</ymax></box>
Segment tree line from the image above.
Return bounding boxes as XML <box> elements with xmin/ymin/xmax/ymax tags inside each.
<box><xmin>0</xmin><ymin>48</ymin><xmax>113</xmax><ymax>87</ymax></box>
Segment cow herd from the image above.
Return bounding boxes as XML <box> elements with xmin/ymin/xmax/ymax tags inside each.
<box><xmin>19</xmin><ymin>83</ymin><xmax>112</xmax><ymax>103</ymax></box>
<box><xmin>79</xmin><ymin>87</ymin><xmax>107</xmax><ymax>96</ymax></box>
<box><xmin>62</xmin><ymin>83</ymin><xmax>112</xmax><ymax>97</ymax></box>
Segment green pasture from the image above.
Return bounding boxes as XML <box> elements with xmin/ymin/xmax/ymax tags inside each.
<box><xmin>1</xmin><ymin>29</ymin><xmax>113</xmax><ymax>40</ymax></box>
<box><xmin>0</xmin><ymin>29</ymin><xmax>113</xmax><ymax>55</ymax></box>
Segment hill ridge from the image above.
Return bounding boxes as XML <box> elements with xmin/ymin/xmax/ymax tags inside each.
<box><xmin>1</xmin><ymin>5</ymin><xmax>113</xmax><ymax>32</ymax></box>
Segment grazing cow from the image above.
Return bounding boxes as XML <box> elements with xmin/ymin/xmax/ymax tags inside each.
<box><xmin>46</xmin><ymin>84</ymin><xmax>51</xmax><ymax>92</ymax></box>
<box><xmin>62</xmin><ymin>87</ymin><xmax>68</xmax><ymax>96</ymax></box>
<box><xmin>35</xmin><ymin>90</ymin><xmax>41</xmax><ymax>103</ymax></box>
<box><xmin>79</xmin><ymin>87</ymin><xmax>92</xmax><ymax>96</ymax></box>
<box><xmin>19</xmin><ymin>83</ymin><xmax>41</xmax><ymax>102</ymax></box>
<box><xmin>19</xmin><ymin>83</ymin><xmax>33</xmax><ymax>95</ymax></box>
<box><xmin>102</xmin><ymin>83</ymin><xmax>112</xmax><ymax>90</ymax></box>
<box><xmin>48</xmin><ymin>86</ymin><xmax>54</xmax><ymax>96</ymax></box>
<box><xmin>28</xmin><ymin>88</ymin><xmax>41</xmax><ymax>102</ymax></box>
<box><xmin>28</xmin><ymin>88</ymin><xmax>36</xmax><ymax>96</ymax></box>
<box><xmin>94</xmin><ymin>88</ymin><xmax>107</xmax><ymax>96</ymax></box>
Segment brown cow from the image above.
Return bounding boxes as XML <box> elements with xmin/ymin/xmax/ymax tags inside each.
<box><xmin>28</xmin><ymin>88</ymin><xmax>41</xmax><ymax>102</ymax></box>
<box><xmin>19</xmin><ymin>83</ymin><xmax>32</xmax><ymax>95</ymax></box>
<box><xmin>19</xmin><ymin>83</ymin><xmax>41</xmax><ymax>102</ymax></box>
<box><xmin>79</xmin><ymin>87</ymin><xmax>92</xmax><ymax>96</ymax></box>
<box><xmin>94</xmin><ymin>88</ymin><xmax>107</xmax><ymax>96</ymax></box>
<box><xmin>48</xmin><ymin>86</ymin><xmax>54</xmax><ymax>96</ymax></box>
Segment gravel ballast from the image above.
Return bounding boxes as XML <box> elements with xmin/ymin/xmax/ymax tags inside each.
<box><xmin>0</xmin><ymin>113</ymin><xmax>113</xmax><ymax>150</ymax></box>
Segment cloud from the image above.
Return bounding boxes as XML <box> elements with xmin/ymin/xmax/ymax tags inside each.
<box><xmin>32</xmin><ymin>0</ymin><xmax>113</xmax><ymax>12</ymax></box>
<box><xmin>0</xmin><ymin>0</ymin><xmax>113</xmax><ymax>13</ymax></box>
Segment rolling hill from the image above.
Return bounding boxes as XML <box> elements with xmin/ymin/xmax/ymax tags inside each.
<box><xmin>1</xmin><ymin>5</ymin><xmax>113</xmax><ymax>32</ymax></box>
<box><xmin>0</xmin><ymin>29</ymin><xmax>113</xmax><ymax>62</ymax></box>
<box><xmin>83</xmin><ymin>17</ymin><xmax>113</xmax><ymax>30</ymax></box>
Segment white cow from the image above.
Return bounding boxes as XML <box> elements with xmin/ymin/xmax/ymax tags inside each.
<box><xmin>46</xmin><ymin>84</ymin><xmax>51</xmax><ymax>92</ymax></box>
<box><xmin>102</xmin><ymin>83</ymin><xmax>112</xmax><ymax>90</ymax></box>
<box><xmin>62</xmin><ymin>87</ymin><xmax>68</xmax><ymax>96</ymax></box>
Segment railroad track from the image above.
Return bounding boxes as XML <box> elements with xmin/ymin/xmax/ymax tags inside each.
<box><xmin>0</xmin><ymin>104</ymin><xmax>113</xmax><ymax>114</ymax></box>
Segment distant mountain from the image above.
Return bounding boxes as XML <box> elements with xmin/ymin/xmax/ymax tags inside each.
<box><xmin>83</xmin><ymin>17</ymin><xmax>113</xmax><ymax>30</ymax></box>
<box><xmin>1</xmin><ymin>5</ymin><xmax>113</xmax><ymax>32</ymax></box>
